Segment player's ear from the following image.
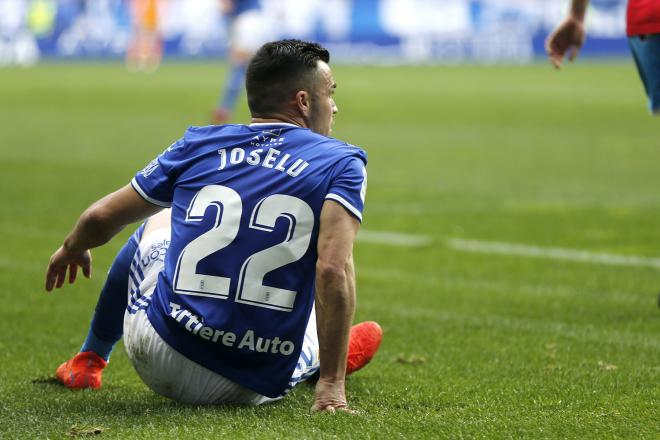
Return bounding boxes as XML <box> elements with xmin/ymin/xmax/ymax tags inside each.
<box><xmin>295</xmin><ymin>90</ymin><xmax>312</xmax><ymax>118</ymax></box>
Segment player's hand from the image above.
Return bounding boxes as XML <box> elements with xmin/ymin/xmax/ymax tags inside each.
<box><xmin>45</xmin><ymin>245</ymin><xmax>92</xmax><ymax>292</ymax></box>
<box><xmin>545</xmin><ymin>16</ymin><xmax>586</xmax><ymax>69</ymax></box>
<box><xmin>311</xmin><ymin>377</ymin><xmax>356</xmax><ymax>414</ymax></box>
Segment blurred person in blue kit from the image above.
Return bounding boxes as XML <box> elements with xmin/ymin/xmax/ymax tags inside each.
<box><xmin>547</xmin><ymin>0</ymin><xmax>660</xmax><ymax>115</ymax></box>
<box><xmin>212</xmin><ymin>0</ymin><xmax>270</xmax><ymax>123</ymax></box>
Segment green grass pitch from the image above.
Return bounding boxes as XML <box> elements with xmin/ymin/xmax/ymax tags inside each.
<box><xmin>0</xmin><ymin>61</ymin><xmax>658</xmax><ymax>439</ymax></box>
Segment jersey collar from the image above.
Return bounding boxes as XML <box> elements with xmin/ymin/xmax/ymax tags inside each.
<box><xmin>248</xmin><ymin>122</ymin><xmax>300</xmax><ymax>128</ymax></box>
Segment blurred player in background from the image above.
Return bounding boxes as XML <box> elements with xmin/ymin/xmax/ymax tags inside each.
<box><xmin>126</xmin><ymin>0</ymin><xmax>162</xmax><ymax>72</ymax></box>
<box><xmin>546</xmin><ymin>0</ymin><xmax>660</xmax><ymax>115</ymax></box>
<box><xmin>46</xmin><ymin>39</ymin><xmax>382</xmax><ymax>411</ymax></box>
<box><xmin>212</xmin><ymin>0</ymin><xmax>268</xmax><ymax>123</ymax></box>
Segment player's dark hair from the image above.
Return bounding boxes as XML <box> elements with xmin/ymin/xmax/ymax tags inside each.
<box><xmin>246</xmin><ymin>39</ymin><xmax>330</xmax><ymax>116</ymax></box>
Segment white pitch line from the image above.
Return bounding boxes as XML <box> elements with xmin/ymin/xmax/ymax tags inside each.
<box><xmin>357</xmin><ymin>229</ymin><xmax>432</xmax><ymax>247</ymax></box>
<box><xmin>448</xmin><ymin>238</ymin><xmax>660</xmax><ymax>269</ymax></box>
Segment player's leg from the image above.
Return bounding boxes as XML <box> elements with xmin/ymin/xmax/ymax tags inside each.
<box><xmin>55</xmin><ymin>210</ymin><xmax>171</xmax><ymax>389</ymax></box>
<box><xmin>213</xmin><ymin>10</ymin><xmax>266</xmax><ymax>124</ymax></box>
<box><xmin>83</xmin><ymin>226</ymin><xmax>144</xmax><ymax>360</ymax></box>
<box><xmin>55</xmin><ymin>225</ymin><xmax>145</xmax><ymax>389</ymax></box>
<box><xmin>213</xmin><ymin>56</ymin><xmax>247</xmax><ymax>123</ymax></box>
<box><xmin>213</xmin><ymin>51</ymin><xmax>249</xmax><ymax>123</ymax></box>
<box><xmin>628</xmin><ymin>34</ymin><xmax>660</xmax><ymax>115</ymax></box>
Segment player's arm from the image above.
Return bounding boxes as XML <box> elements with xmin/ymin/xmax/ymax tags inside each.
<box><xmin>45</xmin><ymin>184</ymin><xmax>162</xmax><ymax>291</ymax></box>
<box><xmin>545</xmin><ymin>0</ymin><xmax>589</xmax><ymax>69</ymax></box>
<box><xmin>312</xmin><ymin>200</ymin><xmax>360</xmax><ymax>413</ymax></box>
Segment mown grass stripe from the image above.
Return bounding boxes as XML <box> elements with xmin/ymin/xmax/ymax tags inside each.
<box><xmin>357</xmin><ymin>230</ymin><xmax>432</xmax><ymax>247</ymax></box>
<box><xmin>448</xmin><ymin>238</ymin><xmax>660</xmax><ymax>269</ymax></box>
<box><xmin>359</xmin><ymin>267</ymin><xmax>651</xmax><ymax>306</ymax></box>
<box><xmin>364</xmin><ymin>302</ymin><xmax>660</xmax><ymax>351</ymax></box>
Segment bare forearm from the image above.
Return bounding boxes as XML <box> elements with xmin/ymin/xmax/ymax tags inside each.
<box><xmin>62</xmin><ymin>185</ymin><xmax>161</xmax><ymax>253</ymax></box>
<box><xmin>46</xmin><ymin>185</ymin><xmax>161</xmax><ymax>292</ymax></box>
<box><xmin>570</xmin><ymin>0</ymin><xmax>589</xmax><ymax>21</ymax></box>
<box><xmin>315</xmin><ymin>259</ymin><xmax>356</xmax><ymax>381</ymax></box>
<box><xmin>63</xmin><ymin>202</ymin><xmax>127</xmax><ymax>253</ymax></box>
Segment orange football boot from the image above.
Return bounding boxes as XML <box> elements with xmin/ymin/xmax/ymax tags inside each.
<box><xmin>346</xmin><ymin>321</ymin><xmax>383</xmax><ymax>375</ymax></box>
<box><xmin>55</xmin><ymin>351</ymin><xmax>108</xmax><ymax>390</ymax></box>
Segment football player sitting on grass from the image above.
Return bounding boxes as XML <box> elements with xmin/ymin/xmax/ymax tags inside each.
<box><xmin>46</xmin><ymin>39</ymin><xmax>382</xmax><ymax>412</ymax></box>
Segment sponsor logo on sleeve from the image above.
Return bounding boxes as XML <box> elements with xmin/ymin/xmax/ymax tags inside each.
<box><xmin>141</xmin><ymin>158</ymin><xmax>159</xmax><ymax>178</ymax></box>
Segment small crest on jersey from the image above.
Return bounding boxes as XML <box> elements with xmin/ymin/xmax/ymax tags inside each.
<box><xmin>250</xmin><ymin>129</ymin><xmax>285</xmax><ymax>147</ymax></box>
<box><xmin>141</xmin><ymin>158</ymin><xmax>159</xmax><ymax>177</ymax></box>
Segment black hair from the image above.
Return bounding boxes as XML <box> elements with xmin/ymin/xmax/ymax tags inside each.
<box><xmin>245</xmin><ymin>39</ymin><xmax>330</xmax><ymax>116</ymax></box>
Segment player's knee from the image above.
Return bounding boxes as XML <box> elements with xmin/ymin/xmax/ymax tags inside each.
<box><xmin>143</xmin><ymin>208</ymin><xmax>171</xmax><ymax>236</ymax></box>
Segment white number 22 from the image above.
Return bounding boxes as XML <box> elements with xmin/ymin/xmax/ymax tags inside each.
<box><xmin>172</xmin><ymin>185</ymin><xmax>314</xmax><ymax>312</ymax></box>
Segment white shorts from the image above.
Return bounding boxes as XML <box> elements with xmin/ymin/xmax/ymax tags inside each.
<box><xmin>123</xmin><ymin>227</ymin><xmax>320</xmax><ymax>405</ymax></box>
<box><xmin>230</xmin><ymin>9</ymin><xmax>270</xmax><ymax>53</ymax></box>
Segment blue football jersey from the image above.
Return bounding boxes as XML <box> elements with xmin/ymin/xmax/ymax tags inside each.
<box><xmin>131</xmin><ymin>123</ymin><xmax>367</xmax><ymax>397</ymax></box>
<box><xmin>228</xmin><ymin>0</ymin><xmax>260</xmax><ymax>17</ymax></box>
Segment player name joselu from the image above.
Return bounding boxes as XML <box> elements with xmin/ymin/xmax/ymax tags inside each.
<box><xmin>217</xmin><ymin>146</ymin><xmax>310</xmax><ymax>177</ymax></box>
